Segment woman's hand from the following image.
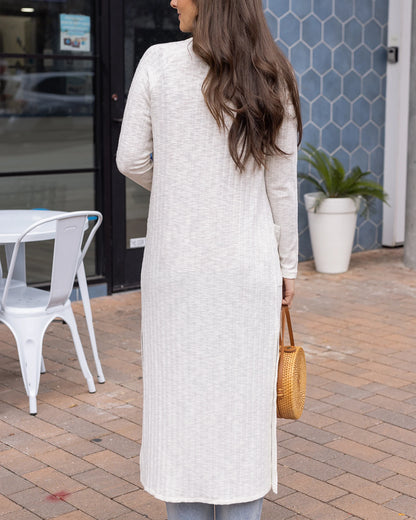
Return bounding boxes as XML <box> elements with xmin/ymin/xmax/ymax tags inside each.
<box><xmin>282</xmin><ymin>278</ymin><xmax>295</xmax><ymax>307</ymax></box>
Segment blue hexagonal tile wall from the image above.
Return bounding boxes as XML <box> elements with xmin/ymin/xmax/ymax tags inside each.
<box><xmin>333</xmin><ymin>45</ymin><xmax>352</xmax><ymax>75</ymax></box>
<box><xmin>352</xmin><ymin>148</ymin><xmax>370</xmax><ymax>172</ymax></box>
<box><xmin>374</xmin><ymin>47</ymin><xmax>388</xmax><ymax>76</ymax></box>
<box><xmin>313</xmin><ymin>43</ymin><xmax>331</xmax><ymax>74</ymax></box>
<box><xmin>355</xmin><ymin>0</ymin><xmax>373</xmax><ymax>24</ymax></box>
<box><xmin>334</xmin><ymin>0</ymin><xmax>354</xmax><ymax>22</ymax></box>
<box><xmin>302</xmin><ymin>122</ymin><xmax>320</xmax><ymax>146</ymax></box>
<box><xmin>291</xmin><ymin>42</ymin><xmax>311</xmax><ymax>74</ymax></box>
<box><xmin>354</xmin><ymin>46</ymin><xmax>372</xmax><ymax>75</ymax></box>
<box><xmin>302</xmin><ymin>69</ymin><xmax>321</xmax><ymax>101</ymax></box>
<box><xmin>264</xmin><ymin>0</ymin><xmax>388</xmax><ymax>260</ymax></box>
<box><xmin>371</xmin><ymin>97</ymin><xmax>385</xmax><ymax>127</ymax></box>
<box><xmin>291</xmin><ymin>0</ymin><xmax>312</xmax><ymax>20</ymax></box>
<box><xmin>371</xmin><ymin>147</ymin><xmax>384</xmax><ymax>178</ymax></box>
<box><xmin>342</xmin><ymin>122</ymin><xmax>360</xmax><ymax>152</ymax></box>
<box><xmin>345</xmin><ymin>19</ymin><xmax>363</xmax><ymax>49</ymax></box>
<box><xmin>264</xmin><ymin>11</ymin><xmax>278</xmax><ymax>38</ymax></box>
<box><xmin>323</xmin><ymin>70</ymin><xmax>342</xmax><ymax>101</ymax></box>
<box><xmin>322</xmin><ymin>123</ymin><xmax>341</xmax><ymax>153</ymax></box>
<box><xmin>315</xmin><ymin>0</ymin><xmax>333</xmax><ymax>21</ymax></box>
<box><xmin>279</xmin><ymin>13</ymin><xmax>301</xmax><ymax>46</ymax></box>
<box><xmin>312</xmin><ymin>97</ymin><xmax>331</xmax><ymax>127</ymax></box>
<box><xmin>365</xmin><ymin>20</ymin><xmax>382</xmax><ymax>50</ymax></box>
<box><xmin>333</xmin><ymin>97</ymin><xmax>351</xmax><ymax>128</ymax></box>
<box><xmin>361</xmin><ymin>122</ymin><xmax>379</xmax><ymax>152</ymax></box>
<box><xmin>343</xmin><ymin>71</ymin><xmax>361</xmax><ymax>101</ymax></box>
<box><xmin>363</xmin><ymin>71</ymin><xmax>381</xmax><ymax>100</ymax></box>
<box><xmin>268</xmin><ymin>0</ymin><xmax>289</xmax><ymax>17</ymax></box>
<box><xmin>357</xmin><ymin>220</ymin><xmax>378</xmax><ymax>250</ymax></box>
<box><xmin>353</xmin><ymin>98</ymin><xmax>371</xmax><ymax>127</ymax></box>
<box><xmin>302</xmin><ymin>15</ymin><xmax>322</xmax><ymax>47</ymax></box>
<box><xmin>334</xmin><ymin>148</ymin><xmax>351</xmax><ymax>172</ymax></box>
<box><xmin>300</xmin><ymin>96</ymin><xmax>310</xmax><ymax>123</ymax></box>
<box><xmin>375</xmin><ymin>0</ymin><xmax>389</xmax><ymax>25</ymax></box>
<box><xmin>324</xmin><ymin>17</ymin><xmax>343</xmax><ymax>47</ymax></box>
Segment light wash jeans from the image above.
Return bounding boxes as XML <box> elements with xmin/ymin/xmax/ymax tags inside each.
<box><xmin>165</xmin><ymin>497</ymin><xmax>263</xmax><ymax>520</ymax></box>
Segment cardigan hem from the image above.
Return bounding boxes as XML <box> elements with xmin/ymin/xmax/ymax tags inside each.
<box><xmin>141</xmin><ymin>484</ymin><xmax>273</xmax><ymax>505</ymax></box>
<box><xmin>281</xmin><ymin>270</ymin><xmax>297</xmax><ymax>279</ymax></box>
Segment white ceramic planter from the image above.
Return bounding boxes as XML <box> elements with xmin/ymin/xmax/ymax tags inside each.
<box><xmin>304</xmin><ymin>193</ymin><xmax>360</xmax><ymax>274</ymax></box>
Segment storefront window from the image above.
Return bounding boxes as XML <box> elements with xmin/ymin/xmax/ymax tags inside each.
<box><xmin>0</xmin><ymin>0</ymin><xmax>95</xmax><ymax>173</ymax></box>
<box><xmin>0</xmin><ymin>1</ymin><xmax>98</xmax><ymax>282</ymax></box>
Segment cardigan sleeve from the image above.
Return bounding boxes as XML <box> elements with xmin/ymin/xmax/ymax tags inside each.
<box><xmin>116</xmin><ymin>48</ymin><xmax>154</xmax><ymax>191</ymax></box>
<box><xmin>264</xmin><ymin>105</ymin><xmax>299</xmax><ymax>279</ymax></box>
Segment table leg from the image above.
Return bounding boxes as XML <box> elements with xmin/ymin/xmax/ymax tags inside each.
<box><xmin>77</xmin><ymin>262</ymin><xmax>105</xmax><ymax>383</ymax></box>
<box><xmin>5</xmin><ymin>243</ymin><xmax>26</xmax><ymax>283</ymax></box>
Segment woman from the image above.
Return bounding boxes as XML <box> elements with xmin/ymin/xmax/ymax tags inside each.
<box><xmin>116</xmin><ymin>0</ymin><xmax>302</xmax><ymax>518</ymax></box>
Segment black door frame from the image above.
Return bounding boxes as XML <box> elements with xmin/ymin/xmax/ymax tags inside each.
<box><xmin>100</xmin><ymin>0</ymin><xmax>146</xmax><ymax>293</ymax></box>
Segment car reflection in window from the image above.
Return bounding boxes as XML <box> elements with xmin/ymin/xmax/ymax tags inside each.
<box><xmin>0</xmin><ymin>72</ymin><xmax>94</xmax><ymax>117</ymax></box>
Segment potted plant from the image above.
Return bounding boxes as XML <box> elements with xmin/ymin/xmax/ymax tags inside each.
<box><xmin>299</xmin><ymin>144</ymin><xmax>388</xmax><ymax>274</ymax></box>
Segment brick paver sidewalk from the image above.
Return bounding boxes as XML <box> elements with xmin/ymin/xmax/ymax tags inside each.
<box><xmin>0</xmin><ymin>248</ymin><xmax>415</xmax><ymax>520</ymax></box>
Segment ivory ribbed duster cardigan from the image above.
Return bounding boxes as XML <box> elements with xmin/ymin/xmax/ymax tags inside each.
<box><xmin>116</xmin><ymin>38</ymin><xmax>298</xmax><ymax>505</ymax></box>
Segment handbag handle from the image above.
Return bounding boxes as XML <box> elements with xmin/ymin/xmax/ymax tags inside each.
<box><xmin>279</xmin><ymin>305</ymin><xmax>295</xmax><ymax>347</ymax></box>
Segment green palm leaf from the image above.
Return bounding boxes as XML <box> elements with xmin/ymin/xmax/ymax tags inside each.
<box><xmin>298</xmin><ymin>144</ymin><xmax>388</xmax><ymax>215</ymax></box>
<box><xmin>298</xmin><ymin>173</ymin><xmax>326</xmax><ymax>193</ymax></box>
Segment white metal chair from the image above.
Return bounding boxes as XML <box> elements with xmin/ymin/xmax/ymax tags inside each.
<box><xmin>3</xmin><ymin>209</ymin><xmax>105</xmax><ymax>384</ymax></box>
<box><xmin>1</xmin><ymin>231</ymin><xmax>46</xmax><ymax>375</ymax></box>
<box><xmin>0</xmin><ymin>249</ymin><xmax>27</xmax><ymax>291</ymax></box>
<box><xmin>0</xmin><ymin>211</ymin><xmax>103</xmax><ymax>415</ymax></box>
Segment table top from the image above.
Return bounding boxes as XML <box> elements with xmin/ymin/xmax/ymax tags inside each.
<box><xmin>0</xmin><ymin>210</ymin><xmax>67</xmax><ymax>243</ymax></box>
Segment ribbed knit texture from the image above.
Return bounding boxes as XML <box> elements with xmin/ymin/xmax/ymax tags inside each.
<box><xmin>116</xmin><ymin>38</ymin><xmax>298</xmax><ymax>504</ymax></box>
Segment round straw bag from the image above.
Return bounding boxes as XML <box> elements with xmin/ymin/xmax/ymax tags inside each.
<box><xmin>277</xmin><ymin>305</ymin><xmax>306</xmax><ymax>420</ymax></box>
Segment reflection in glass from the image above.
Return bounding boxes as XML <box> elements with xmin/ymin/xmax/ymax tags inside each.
<box><xmin>0</xmin><ymin>0</ymin><xmax>94</xmax><ymax>56</ymax></box>
<box><xmin>0</xmin><ymin>0</ymin><xmax>95</xmax><ymax>173</ymax></box>
<box><xmin>126</xmin><ymin>179</ymin><xmax>150</xmax><ymax>248</ymax></box>
<box><xmin>0</xmin><ymin>58</ymin><xmax>94</xmax><ymax>172</ymax></box>
<box><xmin>0</xmin><ymin>59</ymin><xmax>93</xmax><ymax>117</ymax></box>
<box><xmin>124</xmin><ymin>0</ymin><xmax>185</xmax><ymax>249</ymax></box>
<box><xmin>125</xmin><ymin>0</ymin><xmax>186</xmax><ymax>87</ymax></box>
<box><xmin>0</xmin><ymin>172</ymin><xmax>97</xmax><ymax>282</ymax></box>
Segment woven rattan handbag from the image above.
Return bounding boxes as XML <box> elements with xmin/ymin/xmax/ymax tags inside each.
<box><xmin>276</xmin><ymin>305</ymin><xmax>306</xmax><ymax>420</ymax></box>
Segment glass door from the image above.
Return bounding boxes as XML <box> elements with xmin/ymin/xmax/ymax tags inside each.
<box><xmin>109</xmin><ymin>0</ymin><xmax>186</xmax><ymax>291</ymax></box>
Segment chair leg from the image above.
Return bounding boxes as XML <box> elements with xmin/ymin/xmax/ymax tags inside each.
<box><xmin>63</xmin><ymin>308</ymin><xmax>96</xmax><ymax>394</ymax></box>
<box><xmin>9</xmin><ymin>318</ymin><xmax>44</xmax><ymax>415</ymax></box>
<box><xmin>77</xmin><ymin>263</ymin><xmax>105</xmax><ymax>383</ymax></box>
<box><xmin>40</xmin><ymin>356</ymin><xmax>46</xmax><ymax>374</ymax></box>
<box><xmin>29</xmin><ymin>396</ymin><xmax>37</xmax><ymax>415</ymax></box>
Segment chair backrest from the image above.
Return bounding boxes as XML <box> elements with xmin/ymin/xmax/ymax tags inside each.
<box><xmin>1</xmin><ymin>211</ymin><xmax>102</xmax><ymax>310</ymax></box>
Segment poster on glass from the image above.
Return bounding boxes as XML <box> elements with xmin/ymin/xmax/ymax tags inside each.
<box><xmin>60</xmin><ymin>14</ymin><xmax>90</xmax><ymax>52</ymax></box>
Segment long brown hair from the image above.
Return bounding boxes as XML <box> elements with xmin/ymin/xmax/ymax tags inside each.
<box><xmin>191</xmin><ymin>0</ymin><xmax>302</xmax><ymax>171</ymax></box>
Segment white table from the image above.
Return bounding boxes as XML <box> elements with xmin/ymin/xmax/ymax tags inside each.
<box><xmin>0</xmin><ymin>210</ymin><xmax>66</xmax><ymax>284</ymax></box>
<box><xmin>0</xmin><ymin>209</ymin><xmax>105</xmax><ymax>383</ymax></box>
